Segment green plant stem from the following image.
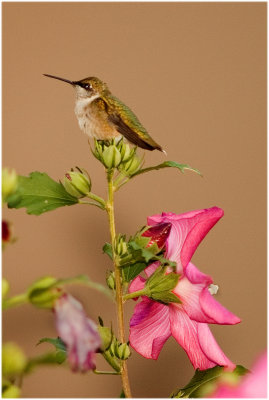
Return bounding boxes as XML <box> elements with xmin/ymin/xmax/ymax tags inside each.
<box><xmin>106</xmin><ymin>170</ymin><xmax>132</xmax><ymax>398</ymax></box>
<box><xmin>93</xmin><ymin>369</ymin><xmax>120</xmax><ymax>375</ymax></box>
<box><xmin>113</xmin><ymin>173</ymin><xmax>129</xmax><ymax>191</ymax></box>
<box><xmin>2</xmin><ymin>293</ymin><xmax>28</xmax><ymax>310</ymax></box>
<box><xmin>102</xmin><ymin>350</ymin><xmax>121</xmax><ymax>373</ymax></box>
<box><xmin>123</xmin><ymin>289</ymin><xmax>147</xmax><ymax>302</ymax></box>
<box><xmin>85</xmin><ymin>192</ymin><xmax>106</xmax><ymax>208</ymax></box>
<box><xmin>78</xmin><ymin>199</ymin><xmax>104</xmax><ymax>209</ymax></box>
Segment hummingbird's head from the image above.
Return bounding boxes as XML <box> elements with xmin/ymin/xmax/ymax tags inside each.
<box><xmin>43</xmin><ymin>74</ymin><xmax>109</xmax><ymax>100</ymax></box>
<box><xmin>74</xmin><ymin>77</ymin><xmax>109</xmax><ymax>99</ymax></box>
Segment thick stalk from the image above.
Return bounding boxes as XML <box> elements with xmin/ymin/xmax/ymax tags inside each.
<box><xmin>2</xmin><ymin>293</ymin><xmax>28</xmax><ymax>310</ymax></box>
<box><xmin>106</xmin><ymin>170</ymin><xmax>132</xmax><ymax>398</ymax></box>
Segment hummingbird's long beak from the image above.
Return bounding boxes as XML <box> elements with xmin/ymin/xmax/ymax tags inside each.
<box><xmin>43</xmin><ymin>74</ymin><xmax>74</xmax><ymax>85</ymax></box>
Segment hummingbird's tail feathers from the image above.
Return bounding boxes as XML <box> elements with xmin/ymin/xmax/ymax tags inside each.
<box><xmin>161</xmin><ymin>148</ymin><xmax>167</xmax><ymax>156</ymax></box>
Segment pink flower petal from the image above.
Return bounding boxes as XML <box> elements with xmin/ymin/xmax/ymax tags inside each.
<box><xmin>173</xmin><ymin>276</ymin><xmax>214</xmax><ymax>323</ymax></box>
<box><xmin>129</xmin><ymin>298</ymin><xmax>171</xmax><ymax>359</ymax></box>
<box><xmin>197</xmin><ymin>324</ymin><xmax>235</xmax><ymax>370</ymax></box>
<box><xmin>144</xmin><ymin>261</ymin><xmax>160</xmax><ymax>277</ymax></box>
<box><xmin>176</xmin><ymin>263</ymin><xmax>240</xmax><ymax>324</ymax></box>
<box><xmin>54</xmin><ymin>294</ymin><xmax>100</xmax><ymax>372</ymax></box>
<box><xmin>212</xmin><ymin>352</ymin><xmax>267</xmax><ymax>398</ymax></box>
<box><xmin>200</xmin><ymin>288</ymin><xmax>241</xmax><ymax>325</ymax></box>
<box><xmin>184</xmin><ymin>262</ymin><xmax>213</xmax><ymax>285</ymax></box>
<box><xmin>148</xmin><ymin>208</ymin><xmax>224</xmax><ymax>274</ymax></box>
<box><xmin>128</xmin><ymin>275</ymin><xmax>146</xmax><ymax>294</ymax></box>
<box><xmin>169</xmin><ymin>304</ymin><xmax>216</xmax><ymax>370</ymax></box>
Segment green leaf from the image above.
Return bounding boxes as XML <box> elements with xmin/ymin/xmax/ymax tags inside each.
<box><xmin>103</xmin><ymin>243</ymin><xmax>113</xmax><ymax>259</ymax></box>
<box><xmin>122</xmin><ymin>262</ymin><xmax>148</xmax><ymax>282</ymax></box>
<box><xmin>37</xmin><ymin>337</ymin><xmax>67</xmax><ymax>352</ymax></box>
<box><xmin>7</xmin><ymin>172</ymin><xmax>78</xmax><ymax>215</ymax></box>
<box><xmin>130</xmin><ymin>161</ymin><xmax>202</xmax><ymax>178</ymax></box>
<box><xmin>35</xmin><ymin>337</ymin><xmax>67</xmax><ymax>369</ymax></box>
<box><xmin>170</xmin><ymin>365</ymin><xmax>249</xmax><ymax>398</ymax></box>
<box><xmin>128</xmin><ymin>238</ymin><xmax>160</xmax><ymax>263</ymax></box>
<box><xmin>120</xmin><ymin>390</ymin><xmax>126</xmax><ymax>398</ymax></box>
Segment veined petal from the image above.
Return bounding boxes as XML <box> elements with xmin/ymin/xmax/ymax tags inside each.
<box><xmin>198</xmin><ymin>324</ymin><xmax>236</xmax><ymax>370</ymax></box>
<box><xmin>144</xmin><ymin>262</ymin><xmax>160</xmax><ymax>277</ymax></box>
<box><xmin>148</xmin><ymin>208</ymin><xmax>224</xmax><ymax>273</ymax></box>
<box><xmin>184</xmin><ymin>262</ymin><xmax>213</xmax><ymax>285</ymax></box>
<box><xmin>129</xmin><ymin>275</ymin><xmax>146</xmax><ymax>294</ymax></box>
<box><xmin>173</xmin><ymin>276</ymin><xmax>215</xmax><ymax>324</ymax></box>
<box><xmin>129</xmin><ymin>298</ymin><xmax>171</xmax><ymax>359</ymax></box>
<box><xmin>200</xmin><ymin>288</ymin><xmax>241</xmax><ymax>325</ymax></box>
<box><xmin>169</xmin><ymin>304</ymin><xmax>216</xmax><ymax>370</ymax></box>
<box><xmin>173</xmin><ymin>263</ymin><xmax>240</xmax><ymax>325</ymax></box>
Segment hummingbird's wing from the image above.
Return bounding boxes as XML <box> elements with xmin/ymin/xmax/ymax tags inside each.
<box><xmin>103</xmin><ymin>95</ymin><xmax>164</xmax><ymax>152</ymax></box>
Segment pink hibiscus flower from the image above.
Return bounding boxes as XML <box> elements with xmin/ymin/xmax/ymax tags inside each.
<box><xmin>129</xmin><ymin>207</ymin><xmax>241</xmax><ymax>370</ymax></box>
<box><xmin>212</xmin><ymin>352</ymin><xmax>267</xmax><ymax>398</ymax></box>
<box><xmin>54</xmin><ymin>294</ymin><xmax>101</xmax><ymax>372</ymax></box>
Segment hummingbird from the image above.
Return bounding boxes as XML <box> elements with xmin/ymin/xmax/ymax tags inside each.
<box><xmin>43</xmin><ymin>74</ymin><xmax>165</xmax><ymax>153</ymax></box>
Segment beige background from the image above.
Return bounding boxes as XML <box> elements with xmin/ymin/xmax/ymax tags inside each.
<box><xmin>2</xmin><ymin>2</ymin><xmax>266</xmax><ymax>398</ymax></box>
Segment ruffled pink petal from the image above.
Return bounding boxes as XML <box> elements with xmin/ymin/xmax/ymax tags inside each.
<box><xmin>128</xmin><ymin>275</ymin><xmax>146</xmax><ymax>294</ymax></box>
<box><xmin>148</xmin><ymin>208</ymin><xmax>224</xmax><ymax>274</ymax></box>
<box><xmin>147</xmin><ymin>210</ymin><xmax>203</xmax><ymax>224</ymax></box>
<box><xmin>197</xmin><ymin>324</ymin><xmax>235</xmax><ymax>370</ymax></box>
<box><xmin>173</xmin><ymin>276</ymin><xmax>214</xmax><ymax>323</ymax></box>
<box><xmin>129</xmin><ymin>298</ymin><xmax>171</xmax><ymax>359</ymax></box>
<box><xmin>183</xmin><ymin>263</ymin><xmax>241</xmax><ymax>325</ymax></box>
<box><xmin>200</xmin><ymin>288</ymin><xmax>241</xmax><ymax>325</ymax></box>
<box><xmin>170</xmin><ymin>305</ymin><xmax>235</xmax><ymax>370</ymax></box>
<box><xmin>184</xmin><ymin>262</ymin><xmax>213</xmax><ymax>285</ymax></box>
<box><xmin>144</xmin><ymin>261</ymin><xmax>159</xmax><ymax>277</ymax></box>
<box><xmin>169</xmin><ymin>304</ymin><xmax>216</xmax><ymax>369</ymax></box>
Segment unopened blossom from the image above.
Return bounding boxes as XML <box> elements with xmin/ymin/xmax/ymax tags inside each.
<box><xmin>212</xmin><ymin>352</ymin><xmax>267</xmax><ymax>398</ymax></box>
<box><xmin>54</xmin><ymin>294</ymin><xmax>101</xmax><ymax>372</ymax></box>
<box><xmin>129</xmin><ymin>208</ymin><xmax>241</xmax><ymax>370</ymax></box>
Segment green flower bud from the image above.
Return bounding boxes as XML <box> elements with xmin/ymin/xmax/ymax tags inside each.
<box><xmin>115</xmin><ymin>235</ymin><xmax>128</xmax><ymax>256</ymax></box>
<box><xmin>27</xmin><ymin>276</ymin><xmax>61</xmax><ymax>309</ymax></box>
<box><xmin>119</xmin><ymin>154</ymin><xmax>143</xmax><ymax>176</ymax></box>
<box><xmin>115</xmin><ymin>342</ymin><xmax>131</xmax><ymax>360</ymax></box>
<box><xmin>2</xmin><ymin>279</ymin><xmax>10</xmax><ymax>299</ymax></box>
<box><xmin>109</xmin><ymin>337</ymin><xmax>117</xmax><ymax>356</ymax></box>
<box><xmin>63</xmin><ymin>168</ymin><xmax>91</xmax><ymax>198</ymax></box>
<box><xmin>98</xmin><ymin>325</ymin><xmax>113</xmax><ymax>352</ymax></box>
<box><xmin>2</xmin><ymin>168</ymin><xmax>18</xmax><ymax>201</ymax></box>
<box><xmin>106</xmin><ymin>271</ymin><xmax>115</xmax><ymax>290</ymax></box>
<box><xmin>2</xmin><ymin>384</ymin><xmax>21</xmax><ymax>398</ymax></box>
<box><xmin>145</xmin><ymin>267</ymin><xmax>181</xmax><ymax>305</ymax></box>
<box><xmin>92</xmin><ymin>139</ymin><xmax>104</xmax><ymax>161</ymax></box>
<box><xmin>118</xmin><ymin>141</ymin><xmax>135</xmax><ymax>163</ymax></box>
<box><xmin>102</xmin><ymin>145</ymin><xmax>121</xmax><ymax>169</ymax></box>
<box><xmin>2</xmin><ymin>342</ymin><xmax>27</xmax><ymax>377</ymax></box>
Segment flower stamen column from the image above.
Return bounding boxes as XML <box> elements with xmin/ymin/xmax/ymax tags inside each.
<box><xmin>106</xmin><ymin>169</ymin><xmax>132</xmax><ymax>398</ymax></box>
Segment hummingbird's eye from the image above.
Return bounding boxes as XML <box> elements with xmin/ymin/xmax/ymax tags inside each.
<box><xmin>84</xmin><ymin>84</ymin><xmax>92</xmax><ymax>90</ymax></box>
